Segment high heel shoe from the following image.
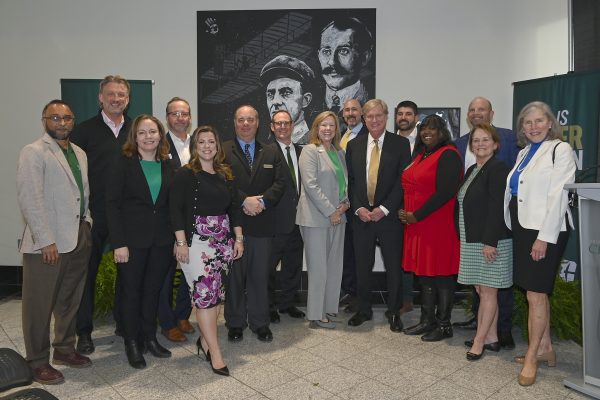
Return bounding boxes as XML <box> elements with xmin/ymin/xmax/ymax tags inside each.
<box><xmin>196</xmin><ymin>336</ymin><xmax>211</xmax><ymax>362</ymax></box>
<box><xmin>514</xmin><ymin>350</ymin><xmax>556</xmax><ymax>367</ymax></box>
<box><xmin>466</xmin><ymin>348</ymin><xmax>485</xmax><ymax>361</ymax></box>
<box><xmin>464</xmin><ymin>340</ymin><xmax>500</xmax><ymax>352</ymax></box>
<box><xmin>518</xmin><ymin>368</ymin><xmax>537</xmax><ymax>386</ymax></box>
<box><xmin>211</xmin><ymin>362</ymin><xmax>230</xmax><ymax>377</ymax></box>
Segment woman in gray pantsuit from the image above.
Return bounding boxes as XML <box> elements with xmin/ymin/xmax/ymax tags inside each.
<box><xmin>296</xmin><ymin>111</ymin><xmax>349</xmax><ymax>329</ymax></box>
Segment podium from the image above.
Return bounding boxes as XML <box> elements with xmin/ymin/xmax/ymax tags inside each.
<box><xmin>564</xmin><ymin>183</ymin><xmax>600</xmax><ymax>399</ymax></box>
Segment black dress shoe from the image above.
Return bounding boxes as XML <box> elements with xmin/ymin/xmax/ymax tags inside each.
<box><xmin>464</xmin><ymin>340</ymin><xmax>501</xmax><ymax>352</ymax></box>
<box><xmin>452</xmin><ymin>317</ymin><xmax>477</xmax><ymax>330</ymax></box>
<box><xmin>124</xmin><ymin>340</ymin><xmax>146</xmax><ymax>369</ymax></box>
<box><xmin>145</xmin><ymin>339</ymin><xmax>171</xmax><ymax>358</ymax></box>
<box><xmin>279</xmin><ymin>306</ymin><xmax>305</xmax><ymax>319</ymax></box>
<box><xmin>389</xmin><ymin>313</ymin><xmax>403</xmax><ymax>332</ymax></box>
<box><xmin>114</xmin><ymin>327</ymin><xmax>123</xmax><ymax>337</ymax></box>
<box><xmin>211</xmin><ymin>363</ymin><xmax>230</xmax><ymax>376</ymax></box>
<box><xmin>228</xmin><ymin>327</ymin><xmax>243</xmax><ymax>342</ymax></box>
<box><xmin>498</xmin><ymin>331</ymin><xmax>515</xmax><ymax>350</ymax></box>
<box><xmin>255</xmin><ymin>326</ymin><xmax>273</xmax><ymax>342</ymax></box>
<box><xmin>270</xmin><ymin>310</ymin><xmax>280</xmax><ymax>323</ymax></box>
<box><xmin>403</xmin><ymin>322</ymin><xmax>436</xmax><ymax>336</ymax></box>
<box><xmin>348</xmin><ymin>312</ymin><xmax>372</xmax><ymax>327</ymax></box>
<box><xmin>76</xmin><ymin>333</ymin><xmax>95</xmax><ymax>355</ymax></box>
<box><xmin>343</xmin><ymin>302</ymin><xmax>357</xmax><ymax>314</ymax></box>
<box><xmin>466</xmin><ymin>348</ymin><xmax>485</xmax><ymax>361</ymax></box>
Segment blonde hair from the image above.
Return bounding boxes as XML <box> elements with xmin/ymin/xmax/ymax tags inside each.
<box><xmin>308</xmin><ymin>111</ymin><xmax>341</xmax><ymax>150</ymax></box>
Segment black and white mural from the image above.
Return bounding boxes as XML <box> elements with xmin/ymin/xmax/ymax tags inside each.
<box><xmin>197</xmin><ymin>9</ymin><xmax>376</xmax><ymax>143</ymax></box>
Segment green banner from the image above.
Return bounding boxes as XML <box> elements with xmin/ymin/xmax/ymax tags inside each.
<box><xmin>513</xmin><ymin>71</ymin><xmax>600</xmax><ymax>280</ymax></box>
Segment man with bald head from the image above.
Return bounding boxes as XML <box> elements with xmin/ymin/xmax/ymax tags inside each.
<box><xmin>223</xmin><ymin>104</ymin><xmax>285</xmax><ymax>343</ymax></box>
<box><xmin>453</xmin><ymin>96</ymin><xmax>519</xmax><ymax>350</ymax></box>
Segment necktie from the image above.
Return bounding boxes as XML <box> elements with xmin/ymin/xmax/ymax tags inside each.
<box><xmin>367</xmin><ymin>139</ymin><xmax>379</xmax><ymax>205</ymax></box>
<box><xmin>330</xmin><ymin>94</ymin><xmax>340</xmax><ymax>115</ymax></box>
<box><xmin>340</xmin><ymin>128</ymin><xmax>351</xmax><ymax>151</ymax></box>
<box><xmin>244</xmin><ymin>143</ymin><xmax>252</xmax><ymax>168</ymax></box>
<box><xmin>285</xmin><ymin>146</ymin><xmax>297</xmax><ymax>192</ymax></box>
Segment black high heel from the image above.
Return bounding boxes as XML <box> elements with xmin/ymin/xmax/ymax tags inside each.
<box><xmin>211</xmin><ymin>362</ymin><xmax>230</xmax><ymax>376</ymax></box>
<box><xmin>196</xmin><ymin>336</ymin><xmax>211</xmax><ymax>362</ymax></box>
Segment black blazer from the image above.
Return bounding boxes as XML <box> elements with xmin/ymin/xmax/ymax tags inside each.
<box><xmin>270</xmin><ymin>142</ymin><xmax>302</xmax><ymax>235</ymax></box>
<box><xmin>223</xmin><ymin>139</ymin><xmax>285</xmax><ymax>237</ymax></box>
<box><xmin>106</xmin><ymin>154</ymin><xmax>175</xmax><ymax>249</ymax></box>
<box><xmin>70</xmin><ymin>111</ymin><xmax>131</xmax><ymax>226</ymax></box>
<box><xmin>346</xmin><ymin>131</ymin><xmax>411</xmax><ymax>221</ymax></box>
<box><xmin>166</xmin><ymin>133</ymin><xmax>183</xmax><ymax>168</ymax></box>
<box><xmin>456</xmin><ymin>157</ymin><xmax>511</xmax><ymax>247</ymax></box>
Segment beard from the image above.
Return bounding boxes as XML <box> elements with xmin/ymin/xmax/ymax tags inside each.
<box><xmin>46</xmin><ymin>127</ymin><xmax>71</xmax><ymax>141</ymax></box>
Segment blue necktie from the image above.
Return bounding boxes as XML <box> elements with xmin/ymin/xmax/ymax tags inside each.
<box><xmin>244</xmin><ymin>143</ymin><xmax>253</xmax><ymax>168</ymax></box>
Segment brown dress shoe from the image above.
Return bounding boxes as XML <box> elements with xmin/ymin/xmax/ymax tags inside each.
<box><xmin>53</xmin><ymin>350</ymin><xmax>92</xmax><ymax>368</ymax></box>
<box><xmin>177</xmin><ymin>319</ymin><xmax>195</xmax><ymax>334</ymax></box>
<box><xmin>162</xmin><ymin>327</ymin><xmax>187</xmax><ymax>342</ymax></box>
<box><xmin>33</xmin><ymin>364</ymin><xmax>64</xmax><ymax>385</ymax></box>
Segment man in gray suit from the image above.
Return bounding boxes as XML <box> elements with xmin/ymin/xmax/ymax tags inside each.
<box><xmin>17</xmin><ymin>100</ymin><xmax>93</xmax><ymax>384</ymax></box>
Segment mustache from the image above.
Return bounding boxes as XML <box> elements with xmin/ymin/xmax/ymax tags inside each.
<box><xmin>322</xmin><ymin>66</ymin><xmax>349</xmax><ymax>75</ymax></box>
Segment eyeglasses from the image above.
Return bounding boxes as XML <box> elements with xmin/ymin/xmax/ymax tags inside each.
<box><xmin>167</xmin><ymin>111</ymin><xmax>191</xmax><ymax>118</ymax></box>
<box><xmin>365</xmin><ymin>114</ymin><xmax>386</xmax><ymax>121</ymax></box>
<box><xmin>43</xmin><ymin>115</ymin><xmax>75</xmax><ymax>123</ymax></box>
<box><xmin>273</xmin><ymin>121</ymin><xmax>292</xmax><ymax>127</ymax></box>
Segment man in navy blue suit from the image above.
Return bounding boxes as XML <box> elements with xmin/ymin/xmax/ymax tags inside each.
<box><xmin>453</xmin><ymin>96</ymin><xmax>520</xmax><ymax>350</ymax></box>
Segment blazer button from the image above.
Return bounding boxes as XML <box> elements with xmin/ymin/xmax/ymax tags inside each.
<box><xmin>518</xmin><ymin>199</ymin><xmax>523</xmax><ymax>202</ymax></box>
<box><xmin>76</xmin><ymin>215</ymin><xmax>79</xmax><ymax>219</ymax></box>
<box><xmin>519</xmin><ymin>180</ymin><xmax>523</xmax><ymax>184</ymax></box>
<box><xmin>77</xmin><ymin>198</ymin><xmax>80</xmax><ymax>201</ymax></box>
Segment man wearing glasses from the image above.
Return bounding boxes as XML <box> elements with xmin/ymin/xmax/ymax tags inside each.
<box><xmin>267</xmin><ymin>110</ymin><xmax>305</xmax><ymax>323</ymax></box>
<box><xmin>260</xmin><ymin>55</ymin><xmax>315</xmax><ymax>145</ymax></box>
<box><xmin>157</xmin><ymin>97</ymin><xmax>195</xmax><ymax>343</ymax></box>
<box><xmin>70</xmin><ymin>75</ymin><xmax>131</xmax><ymax>355</ymax></box>
<box><xmin>223</xmin><ymin>105</ymin><xmax>285</xmax><ymax>343</ymax></box>
<box><xmin>17</xmin><ymin>100</ymin><xmax>93</xmax><ymax>384</ymax></box>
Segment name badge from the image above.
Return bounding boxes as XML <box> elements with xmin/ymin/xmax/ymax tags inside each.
<box><xmin>263</xmin><ymin>164</ymin><xmax>273</xmax><ymax>169</ymax></box>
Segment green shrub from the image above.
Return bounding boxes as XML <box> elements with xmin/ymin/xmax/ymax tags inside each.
<box><xmin>93</xmin><ymin>252</ymin><xmax>117</xmax><ymax>319</ymax></box>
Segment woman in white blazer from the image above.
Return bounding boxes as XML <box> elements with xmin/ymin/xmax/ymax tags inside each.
<box><xmin>296</xmin><ymin>111</ymin><xmax>349</xmax><ymax>329</ymax></box>
<box><xmin>504</xmin><ymin>101</ymin><xmax>575</xmax><ymax>386</ymax></box>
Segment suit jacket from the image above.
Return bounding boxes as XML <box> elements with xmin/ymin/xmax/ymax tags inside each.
<box><xmin>17</xmin><ymin>133</ymin><xmax>91</xmax><ymax>253</ymax></box>
<box><xmin>455</xmin><ymin>126</ymin><xmax>520</xmax><ymax>169</ymax></box>
<box><xmin>106</xmin><ymin>154</ymin><xmax>175</xmax><ymax>249</ymax></box>
<box><xmin>457</xmin><ymin>158</ymin><xmax>511</xmax><ymax>247</ymax></box>
<box><xmin>346</xmin><ymin>131</ymin><xmax>411</xmax><ymax>221</ymax></box>
<box><xmin>503</xmin><ymin>139</ymin><xmax>575</xmax><ymax>243</ymax></box>
<box><xmin>70</xmin><ymin>111</ymin><xmax>131</xmax><ymax>226</ymax></box>
<box><xmin>166</xmin><ymin>133</ymin><xmax>183</xmax><ymax>168</ymax></box>
<box><xmin>223</xmin><ymin>139</ymin><xmax>285</xmax><ymax>237</ymax></box>
<box><xmin>270</xmin><ymin>142</ymin><xmax>302</xmax><ymax>234</ymax></box>
<box><xmin>296</xmin><ymin>144</ymin><xmax>348</xmax><ymax>228</ymax></box>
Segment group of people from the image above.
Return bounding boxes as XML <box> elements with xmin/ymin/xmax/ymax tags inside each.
<box><xmin>17</xmin><ymin>73</ymin><xmax>575</xmax><ymax>389</ymax></box>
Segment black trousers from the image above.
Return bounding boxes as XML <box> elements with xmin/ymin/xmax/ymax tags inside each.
<box><xmin>118</xmin><ymin>244</ymin><xmax>172</xmax><ymax>341</ymax></box>
<box><xmin>157</xmin><ymin>257</ymin><xmax>192</xmax><ymax>330</ymax></box>
<box><xmin>268</xmin><ymin>226</ymin><xmax>303</xmax><ymax>310</ymax></box>
<box><xmin>225</xmin><ymin>235</ymin><xmax>272</xmax><ymax>331</ymax></box>
<box><xmin>352</xmin><ymin>217</ymin><xmax>403</xmax><ymax>317</ymax></box>
<box><xmin>341</xmin><ymin>218</ymin><xmax>357</xmax><ymax>296</ymax></box>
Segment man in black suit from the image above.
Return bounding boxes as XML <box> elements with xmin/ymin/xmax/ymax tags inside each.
<box><xmin>223</xmin><ymin>105</ymin><xmax>285</xmax><ymax>342</ymax></box>
<box><xmin>267</xmin><ymin>110</ymin><xmax>305</xmax><ymax>323</ymax></box>
<box><xmin>345</xmin><ymin>99</ymin><xmax>411</xmax><ymax>332</ymax></box>
<box><xmin>339</xmin><ymin>99</ymin><xmax>368</xmax><ymax>313</ymax></box>
<box><xmin>157</xmin><ymin>97</ymin><xmax>194</xmax><ymax>343</ymax></box>
<box><xmin>70</xmin><ymin>75</ymin><xmax>131</xmax><ymax>354</ymax></box>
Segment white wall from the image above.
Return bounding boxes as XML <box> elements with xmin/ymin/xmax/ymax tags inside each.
<box><xmin>0</xmin><ymin>0</ymin><xmax>568</xmax><ymax>266</ymax></box>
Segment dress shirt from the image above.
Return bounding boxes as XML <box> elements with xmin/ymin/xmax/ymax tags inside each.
<box><xmin>276</xmin><ymin>140</ymin><xmax>299</xmax><ymax>193</ymax></box>
<box><xmin>237</xmin><ymin>138</ymin><xmax>256</xmax><ymax>164</ymax></box>
<box><xmin>325</xmin><ymin>80</ymin><xmax>362</xmax><ymax>109</ymax></box>
<box><xmin>397</xmin><ymin>126</ymin><xmax>418</xmax><ymax>153</ymax></box>
<box><xmin>168</xmin><ymin>131</ymin><xmax>191</xmax><ymax>165</ymax></box>
<box><xmin>464</xmin><ymin>139</ymin><xmax>477</xmax><ymax>171</ymax></box>
<box><xmin>101</xmin><ymin>110</ymin><xmax>125</xmax><ymax>138</ymax></box>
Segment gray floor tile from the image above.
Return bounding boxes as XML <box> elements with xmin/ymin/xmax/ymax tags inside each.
<box><xmin>303</xmin><ymin>365</ymin><xmax>369</xmax><ymax>394</ymax></box>
<box><xmin>409</xmin><ymin>379</ymin><xmax>488</xmax><ymax>400</ymax></box>
<box><xmin>263</xmin><ymin>377</ymin><xmax>337</xmax><ymax>399</ymax></box>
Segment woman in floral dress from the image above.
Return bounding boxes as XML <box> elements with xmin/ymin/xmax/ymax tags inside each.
<box><xmin>170</xmin><ymin>126</ymin><xmax>243</xmax><ymax>376</ymax></box>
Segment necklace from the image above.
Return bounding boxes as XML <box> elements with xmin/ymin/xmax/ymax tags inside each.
<box><xmin>516</xmin><ymin>149</ymin><xmax>531</xmax><ymax>172</ymax></box>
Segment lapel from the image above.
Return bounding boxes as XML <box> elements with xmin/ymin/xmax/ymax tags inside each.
<box><xmin>154</xmin><ymin>161</ymin><xmax>169</xmax><ymax>206</ymax></box>
<box><xmin>353</xmin><ymin>134</ymin><xmax>368</xmax><ymax>188</ymax></box>
<box><xmin>250</xmin><ymin>141</ymin><xmax>265</xmax><ymax>180</ymax></box>
<box><xmin>376</xmin><ymin>131</ymin><xmax>393</xmax><ymax>182</ymax></box>
<box><xmin>318</xmin><ymin>145</ymin><xmax>337</xmax><ymax>175</ymax></box>
<box><xmin>166</xmin><ymin>133</ymin><xmax>181</xmax><ymax>167</ymax></box>
<box><xmin>463</xmin><ymin>158</ymin><xmax>491</xmax><ymax>199</ymax></box>
<box><xmin>523</xmin><ymin>140</ymin><xmax>552</xmax><ymax>171</ymax></box>
<box><xmin>44</xmin><ymin>134</ymin><xmax>77</xmax><ymax>188</ymax></box>
<box><xmin>132</xmin><ymin>157</ymin><xmax>155</xmax><ymax>206</ymax></box>
<box><xmin>231</xmin><ymin>140</ymin><xmax>252</xmax><ymax>176</ymax></box>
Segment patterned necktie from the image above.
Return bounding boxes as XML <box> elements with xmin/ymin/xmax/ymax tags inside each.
<box><xmin>367</xmin><ymin>139</ymin><xmax>380</xmax><ymax>205</ymax></box>
<box><xmin>340</xmin><ymin>128</ymin><xmax>352</xmax><ymax>151</ymax></box>
<box><xmin>330</xmin><ymin>94</ymin><xmax>340</xmax><ymax>115</ymax></box>
<box><xmin>285</xmin><ymin>146</ymin><xmax>298</xmax><ymax>192</ymax></box>
<box><xmin>244</xmin><ymin>143</ymin><xmax>252</xmax><ymax>168</ymax></box>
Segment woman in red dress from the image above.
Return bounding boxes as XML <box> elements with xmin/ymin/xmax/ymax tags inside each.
<box><xmin>399</xmin><ymin>114</ymin><xmax>463</xmax><ymax>342</ymax></box>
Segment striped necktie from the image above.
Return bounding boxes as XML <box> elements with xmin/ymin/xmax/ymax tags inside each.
<box><xmin>244</xmin><ymin>143</ymin><xmax>253</xmax><ymax>168</ymax></box>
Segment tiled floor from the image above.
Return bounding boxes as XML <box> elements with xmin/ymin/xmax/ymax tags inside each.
<box><xmin>0</xmin><ymin>295</ymin><xmax>590</xmax><ymax>399</ymax></box>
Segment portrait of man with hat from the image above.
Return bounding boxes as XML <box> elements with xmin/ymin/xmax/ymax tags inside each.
<box><xmin>260</xmin><ymin>55</ymin><xmax>315</xmax><ymax>145</ymax></box>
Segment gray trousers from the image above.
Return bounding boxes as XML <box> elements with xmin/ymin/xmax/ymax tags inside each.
<box><xmin>300</xmin><ymin>224</ymin><xmax>345</xmax><ymax>321</ymax></box>
<box><xmin>22</xmin><ymin>222</ymin><xmax>91</xmax><ymax>368</ymax></box>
